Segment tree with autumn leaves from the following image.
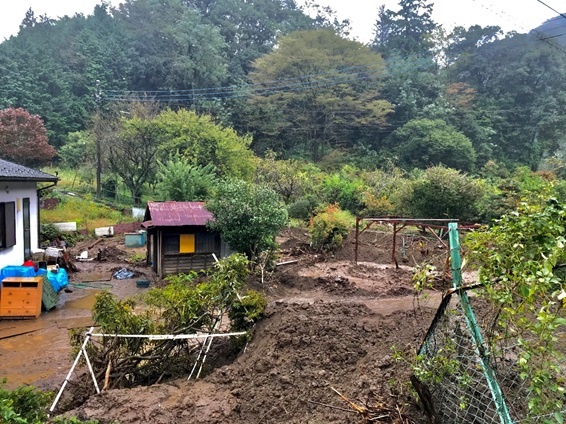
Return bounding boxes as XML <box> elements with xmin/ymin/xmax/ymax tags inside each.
<box><xmin>0</xmin><ymin>107</ymin><xmax>56</xmax><ymax>167</ymax></box>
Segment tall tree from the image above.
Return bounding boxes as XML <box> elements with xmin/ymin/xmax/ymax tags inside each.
<box><xmin>248</xmin><ymin>29</ymin><xmax>393</xmax><ymax>161</ymax></box>
<box><xmin>371</xmin><ymin>0</ymin><xmax>437</xmax><ymax>57</ymax></box>
<box><xmin>115</xmin><ymin>0</ymin><xmax>228</xmax><ymax>93</ymax></box>
<box><xmin>192</xmin><ymin>0</ymin><xmax>314</xmax><ymax>80</ymax></box>
<box><xmin>448</xmin><ymin>33</ymin><xmax>566</xmax><ymax>168</ymax></box>
<box><xmin>0</xmin><ymin>107</ymin><xmax>56</xmax><ymax>166</ymax></box>
<box><xmin>102</xmin><ymin>103</ymin><xmax>162</xmax><ymax>205</ymax></box>
<box><xmin>154</xmin><ymin>109</ymin><xmax>255</xmax><ymax>180</ymax></box>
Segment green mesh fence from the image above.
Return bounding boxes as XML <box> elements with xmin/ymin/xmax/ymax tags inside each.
<box><xmin>413</xmin><ymin>224</ymin><xmax>566</xmax><ymax>424</ymax></box>
<box><xmin>416</xmin><ymin>290</ymin><xmax>566</xmax><ymax>423</ymax></box>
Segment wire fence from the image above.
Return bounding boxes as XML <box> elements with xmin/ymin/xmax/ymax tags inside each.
<box><xmin>413</xmin><ymin>223</ymin><xmax>566</xmax><ymax>424</ymax></box>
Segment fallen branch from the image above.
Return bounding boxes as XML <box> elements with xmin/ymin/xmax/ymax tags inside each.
<box><xmin>331</xmin><ymin>387</ymin><xmax>417</xmax><ymax>423</ymax></box>
<box><xmin>306</xmin><ymin>399</ymin><xmax>357</xmax><ymax>413</ymax></box>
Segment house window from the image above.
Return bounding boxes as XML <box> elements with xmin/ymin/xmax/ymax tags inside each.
<box><xmin>196</xmin><ymin>233</ymin><xmax>217</xmax><ymax>252</ymax></box>
<box><xmin>180</xmin><ymin>234</ymin><xmax>195</xmax><ymax>253</ymax></box>
<box><xmin>162</xmin><ymin>234</ymin><xmax>180</xmax><ymax>254</ymax></box>
<box><xmin>162</xmin><ymin>233</ymin><xmax>214</xmax><ymax>254</ymax></box>
<box><xmin>0</xmin><ymin>202</ymin><xmax>16</xmax><ymax>249</ymax></box>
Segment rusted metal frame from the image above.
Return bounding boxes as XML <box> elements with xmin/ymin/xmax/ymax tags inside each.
<box><xmin>355</xmin><ymin>217</ymin><xmax>461</xmax><ymax>265</ymax></box>
<box><xmin>355</xmin><ymin>217</ymin><xmax>379</xmax><ymax>263</ymax></box>
<box><xmin>363</xmin><ymin>218</ymin><xmax>457</xmax><ymax>223</ymax></box>
<box><xmin>423</xmin><ymin>225</ymin><xmax>449</xmax><ymax>249</ymax></box>
<box><xmin>391</xmin><ymin>222</ymin><xmax>408</xmax><ymax>264</ymax></box>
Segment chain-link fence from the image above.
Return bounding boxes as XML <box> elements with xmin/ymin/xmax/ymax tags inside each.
<box><xmin>413</xmin><ymin>223</ymin><xmax>566</xmax><ymax>424</ymax></box>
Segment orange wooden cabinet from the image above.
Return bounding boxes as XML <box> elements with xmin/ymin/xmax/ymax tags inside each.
<box><xmin>0</xmin><ymin>277</ymin><xmax>43</xmax><ymax>318</ymax></box>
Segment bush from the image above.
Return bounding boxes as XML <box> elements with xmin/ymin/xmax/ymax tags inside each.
<box><xmin>360</xmin><ymin>192</ymin><xmax>395</xmax><ymax>217</ymax></box>
<box><xmin>0</xmin><ymin>379</ymin><xmax>52</xmax><ymax>424</ymax></box>
<box><xmin>309</xmin><ymin>204</ymin><xmax>353</xmax><ymax>252</ymax></box>
<box><xmin>397</xmin><ymin>166</ymin><xmax>484</xmax><ymax>221</ymax></box>
<box><xmin>288</xmin><ymin>195</ymin><xmax>319</xmax><ymax>221</ymax></box>
<box><xmin>228</xmin><ymin>290</ymin><xmax>267</xmax><ymax>332</ymax></box>
<box><xmin>206</xmin><ymin>179</ymin><xmax>288</xmax><ymax>262</ymax></box>
<box><xmin>321</xmin><ymin>171</ymin><xmax>365</xmax><ymax>215</ymax></box>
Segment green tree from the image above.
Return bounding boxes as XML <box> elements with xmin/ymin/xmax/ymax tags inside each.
<box><xmin>253</xmin><ymin>152</ymin><xmax>321</xmax><ymax>204</ymax></box>
<box><xmin>115</xmin><ymin>0</ymin><xmax>228</xmax><ymax>92</ymax></box>
<box><xmin>398</xmin><ymin>166</ymin><xmax>483</xmax><ymax>221</ymax></box>
<box><xmin>445</xmin><ymin>24</ymin><xmax>502</xmax><ymax>65</ymax></box>
<box><xmin>155</xmin><ymin>154</ymin><xmax>217</xmax><ymax>201</ymax></box>
<box><xmin>248</xmin><ymin>29</ymin><xmax>393</xmax><ymax>161</ymax></box>
<box><xmin>371</xmin><ymin>0</ymin><xmax>437</xmax><ymax>57</ymax></box>
<box><xmin>58</xmin><ymin>131</ymin><xmax>95</xmax><ymax>169</ymax></box>
<box><xmin>206</xmin><ymin>179</ymin><xmax>288</xmax><ymax>262</ymax></box>
<box><xmin>155</xmin><ymin>109</ymin><xmax>255</xmax><ymax>180</ymax></box>
<box><xmin>448</xmin><ymin>32</ymin><xmax>566</xmax><ymax>168</ymax></box>
<box><xmin>389</xmin><ymin>118</ymin><xmax>477</xmax><ymax>171</ymax></box>
<box><xmin>104</xmin><ymin>104</ymin><xmax>162</xmax><ymax>205</ymax></box>
<box><xmin>192</xmin><ymin>0</ymin><xmax>314</xmax><ymax>80</ymax></box>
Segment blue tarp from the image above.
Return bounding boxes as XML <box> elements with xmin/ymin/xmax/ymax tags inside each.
<box><xmin>0</xmin><ymin>265</ymin><xmax>36</xmax><ymax>280</ymax></box>
<box><xmin>46</xmin><ymin>268</ymin><xmax>68</xmax><ymax>292</ymax></box>
<box><xmin>0</xmin><ymin>266</ymin><xmax>68</xmax><ymax>292</ymax></box>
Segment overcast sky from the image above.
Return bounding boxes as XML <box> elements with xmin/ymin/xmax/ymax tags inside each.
<box><xmin>0</xmin><ymin>0</ymin><xmax>561</xmax><ymax>43</ymax></box>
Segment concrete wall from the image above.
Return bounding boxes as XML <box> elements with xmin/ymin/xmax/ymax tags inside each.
<box><xmin>0</xmin><ymin>181</ymin><xmax>40</xmax><ymax>268</ymax></box>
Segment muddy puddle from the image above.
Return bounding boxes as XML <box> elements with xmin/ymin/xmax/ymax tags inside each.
<box><xmin>0</xmin><ymin>278</ymin><xmax>142</xmax><ymax>390</ymax></box>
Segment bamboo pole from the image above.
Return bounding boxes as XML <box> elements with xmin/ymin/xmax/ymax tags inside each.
<box><xmin>50</xmin><ymin>326</ymin><xmax>94</xmax><ymax>414</ymax></box>
<box><xmin>88</xmin><ymin>332</ymin><xmax>245</xmax><ymax>340</ymax></box>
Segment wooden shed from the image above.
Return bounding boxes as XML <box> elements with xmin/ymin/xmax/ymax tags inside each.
<box><xmin>143</xmin><ymin>201</ymin><xmax>229</xmax><ymax>277</ymax></box>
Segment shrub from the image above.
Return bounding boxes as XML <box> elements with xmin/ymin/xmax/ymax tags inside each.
<box><xmin>360</xmin><ymin>192</ymin><xmax>395</xmax><ymax>217</ymax></box>
<box><xmin>228</xmin><ymin>290</ymin><xmax>268</xmax><ymax>332</ymax></box>
<box><xmin>309</xmin><ymin>204</ymin><xmax>353</xmax><ymax>252</ymax></box>
<box><xmin>397</xmin><ymin>166</ymin><xmax>484</xmax><ymax>221</ymax></box>
<box><xmin>321</xmin><ymin>171</ymin><xmax>364</xmax><ymax>215</ymax></box>
<box><xmin>206</xmin><ymin>179</ymin><xmax>288</xmax><ymax>262</ymax></box>
<box><xmin>288</xmin><ymin>195</ymin><xmax>319</xmax><ymax>221</ymax></box>
<box><xmin>0</xmin><ymin>379</ymin><xmax>52</xmax><ymax>423</ymax></box>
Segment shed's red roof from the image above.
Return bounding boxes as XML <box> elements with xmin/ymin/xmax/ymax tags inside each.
<box><xmin>145</xmin><ymin>201</ymin><xmax>213</xmax><ymax>227</ymax></box>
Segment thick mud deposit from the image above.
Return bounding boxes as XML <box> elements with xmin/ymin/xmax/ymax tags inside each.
<box><xmin>2</xmin><ymin>229</ymin><xmax>451</xmax><ymax>423</ymax></box>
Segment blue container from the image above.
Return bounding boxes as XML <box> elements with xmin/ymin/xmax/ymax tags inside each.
<box><xmin>125</xmin><ymin>232</ymin><xmax>146</xmax><ymax>248</ymax></box>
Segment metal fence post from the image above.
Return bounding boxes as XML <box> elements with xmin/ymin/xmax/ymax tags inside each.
<box><xmin>448</xmin><ymin>222</ymin><xmax>514</xmax><ymax>424</ymax></box>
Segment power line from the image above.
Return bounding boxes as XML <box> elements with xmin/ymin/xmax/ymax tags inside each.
<box><xmin>534</xmin><ymin>0</ymin><xmax>566</xmax><ymax>24</ymax></box>
<box><xmin>471</xmin><ymin>0</ymin><xmax>566</xmax><ymax>56</ymax></box>
<box><xmin>101</xmin><ymin>57</ymin><xmax>435</xmax><ymax>104</ymax></box>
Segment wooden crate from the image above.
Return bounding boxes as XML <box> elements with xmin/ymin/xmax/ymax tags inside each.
<box><xmin>0</xmin><ymin>277</ymin><xmax>43</xmax><ymax>318</ymax></box>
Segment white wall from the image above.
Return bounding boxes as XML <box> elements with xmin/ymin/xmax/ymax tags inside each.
<box><xmin>0</xmin><ymin>181</ymin><xmax>40</xmax><ymax>268</ymax></box>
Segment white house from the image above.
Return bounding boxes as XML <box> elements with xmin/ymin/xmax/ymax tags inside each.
<box><xmin>0</xmin><ymin>159</ymin><xmax>58</xmax><ymax>267</ymax></box>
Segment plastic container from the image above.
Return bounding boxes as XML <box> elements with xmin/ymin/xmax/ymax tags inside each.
<box><xmin>125</xmin><ymin>232</ymin><xmax>145</xmax><ymax>248</ymax></box>
<box><xmin>136</xmin><ymin>280</ymin><xmax>150</xmax><ymax>288</ymax></box>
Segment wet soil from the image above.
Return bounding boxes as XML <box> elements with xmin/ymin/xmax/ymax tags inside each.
<box><xmin>0</xmin><ymin>228</ymin><xmax>457</xmax><ymax>423</ymax></box>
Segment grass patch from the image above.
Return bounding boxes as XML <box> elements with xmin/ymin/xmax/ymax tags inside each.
<box><xmin>41</xmin><ymin>196</ymin><xmax>130</xmax><ymax>231</ymax></box>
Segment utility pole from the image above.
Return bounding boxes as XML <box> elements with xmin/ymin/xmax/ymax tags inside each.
<box><xmin>95</xmin><ymin>80</ymin><xmax>102</xmax><ymax>199</ymax></box>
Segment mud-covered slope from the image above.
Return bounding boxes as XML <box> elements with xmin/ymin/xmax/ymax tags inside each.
<box><xmin>69</xmin><ymin>297</ymin><xmax>434</xmax><ymax>423</ymax></box>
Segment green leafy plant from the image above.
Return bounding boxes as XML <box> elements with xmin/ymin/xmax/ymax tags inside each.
<box><xmin>74</xmin><ymin>254</ymin><xmax>254</xmax><ymax>390</ymax></box>
<box><xmin>155</xmin><ymin>153</ymin><xmax>217</xmax><ymax>201</ymax></box>
<box><xmin>128</xmin><ymin>252</ymin><xmax>146</xmax><ymax>265</ymax></box>
<box><xmin>309</xmin><ymin>204</ymin><xmax>353</xmax><ymax>252</ymax></box>
<box><xmin>228</xmin><ymin>290</ymin><xmax>268</xmax><ymax>332</ymax></box>
<box><xmin>466</xmin><ymin>198</ymin><xmax>566</xmax><ymax>420</ymax></box>
<box><xmin>0</xmin><ymin>379</ymin><xmax>52</xmax><ymax>424</ymax></box>
<box><xmin>398</xmin><ymin>165</ymin><xmax>484</xmax><ymax>221</ymax></box>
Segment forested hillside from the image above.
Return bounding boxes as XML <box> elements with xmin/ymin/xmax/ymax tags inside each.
<box><xmin>2</xmin><ymin>0</ymin><xmax>566</xmax><ymax>220</ymax></box>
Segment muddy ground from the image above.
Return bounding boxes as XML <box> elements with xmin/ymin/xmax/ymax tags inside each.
<box><xmin>0</xmin><ymin>227</ymin><xmax>457</xmax><ymax>423</ymax></box>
